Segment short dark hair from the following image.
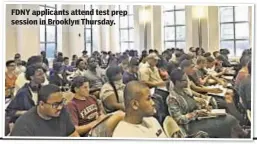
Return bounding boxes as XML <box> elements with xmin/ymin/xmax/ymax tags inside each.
<box><xmin>106</xmin><ymin>66</ymin><xmax>122</xmax><ymax>81</ymax></box>
<box><xmin>71</xmin><ymin>76</ymin><xmax>89</xmax><ymax>93</ymax></box>
<box><xmin>169</xmin><ymin>69</ymin><xmax>185</xmax><ymax>84</ymax></box>
<box><xmin>196</xmin><ymin>56</ymin><xmax>207</xmax><ymax>65</ymax></box>
<box><xmin>240</xmin><ymin>55</ymin><xmax>251</xmax><ymax>67</ymax></box>
<box><xmin>82</xmin><ymin>50</ymin><xmax>87</xmax><ymax>54</ymax></box>
<box><xmin>213</xmin><ymin>51</ymin><xmax>219</xmax><ymax>57</ymax></box>
<box><xmin>206</xmin><ymin>56</ymin><xmax>215</xmax><ymax>63</ymax></box>
<box><xmin>180</xmin><ymin>60</ymin><xmax>194</xmax><ymax>71</ymax></box>
<box><xmin>203</xmin><ymin>52</ymin><xmax>211</xmax><ymax>57</ymax></box>
<box><xmin>27</xmin><ymin>55</ymin><xmax>42</xmax><ymax>67</ymax></box>
<box><xmin>87</xmin><ymin>56</ymin><xmax>96</xmax><ymax>64</ymax></box>
<box><xmin>215</xmin><ymin>55</ymin><xmax>225</xmax><ymax>61</ymax></box>
<box><xmin>40</xmin><ymin>51</ymin><xmax>46</xmax><ymax>55</ymax></box>
<box><xmin>38</xmin><ymin>84</ymin><xmax>61</xmax><ymax>103</ymax></box>
<box><xmin>76</xmin><ymin>59</ymin><xmax>84</xmax><ymax>67</ymax></box>
<box><xmin>64</xmin><ymin>57</ymin><xmax>69</xmax><ymax>61</ymax></box>
<box><xmin>25</xmin><ymin>64</ymin><xmax>44</xmax><ymax>81</ymax></box>
<box><xmin>14</xmin><ymin>53</ymin><xmax>21</xmax><ymax>59</ymax></box>
<box><xmin>149</xmin><ymin>49</ymin><xmax>154</xmax><ymax>54</ymax></box>
<box><xmin>72</xmin><ymin>55</ymin><xmax>77</xmax><ymax>60</ymax></box>
<box><xmin>124</xmin><ymin>81</ymin><xmax>149</xmax><ymax>109</ymax></box>
<box><xmin>57</xmin><ymin>52</ymin><xmax>63</xmax><ymax>57</ymax></box>
<box><xmin>6</xmin><ymin>60</ymin><xmax>15</xmax><ymax>67</ymax></box>
<box><xmin>129</xmin><ymin>58</ymin><xmax>139</xmax><ymax>67</ymax></box>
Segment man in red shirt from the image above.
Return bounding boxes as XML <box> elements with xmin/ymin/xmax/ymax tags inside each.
<box><xmin>67</xmin><ymin>76</ymin><xmax>124</xmax><ymax>137</ymax></box>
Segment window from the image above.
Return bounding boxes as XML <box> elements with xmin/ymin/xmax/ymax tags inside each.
<box><xmin>84</xmin><ymin>5</ymin><xmax>93</xmax><ymax>55</ymax></box>
<box><xmin>40</xmin><ymin>5</ymin><xmax>57</xmax><ymax>59</ymax></box>
<box><xmin>219</xmin><ymin>6</ymin><xmax>249</xmax><ymax>57</ymax></box>
<box><xmin>163</xmin><ymin>5</ymin><xmax>186</xmax><ymax>49</ymax></box>
<box><xmin>119</xmin><ymin>5</ymin><xmax>134</xmax><ymax>52</ymax></box>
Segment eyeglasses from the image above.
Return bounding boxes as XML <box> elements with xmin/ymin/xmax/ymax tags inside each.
<box><xmin>44</xmin><ymin>99</ymin><xmax>66</xmax><ymax>109</ymax></box>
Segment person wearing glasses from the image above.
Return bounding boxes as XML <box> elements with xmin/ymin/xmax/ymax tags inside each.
<box><xmin>11</xmin><ymin>84</ymin><xmax>79</xmax><ymax>137</ymax></box>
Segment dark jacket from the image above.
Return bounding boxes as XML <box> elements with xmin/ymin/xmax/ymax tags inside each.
<box><xmin>6</xmin><ymin>83</ymin><xmax>36</xmax><ymax>123</ymax></box>
<box><xmin>49</xmin><ymin>73</ymin><xmax>69</xmax><ymax>88</ymax></box>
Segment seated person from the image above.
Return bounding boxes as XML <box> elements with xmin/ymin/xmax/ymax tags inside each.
<box><xmin>49</xmin><ymin>62</ymin><xmax>70</xmax><ymax>91</ymax></box>
<box><xmin>167</xmin><ymin>69</ymin><xmax>248</xmax><ymax>138</ymax></box>
<box><xmin>238</xmin><ymin>61</ymin><xmax>251</xmax><ymax>110</ymax></box>
<box><xmin>15</xmin><ymin>56</ymin><xmax>49</xmax><ymax>93</ymax></box>
<box><xmin>67</xmin><ymin>76</ymin><xmax>125</xmax><ymax>137</ymax></box>
<box><xmin>6</xmin><ymin>64</ymin><xmax>45</xmax><ymax>123</ymax></box>
<box><xmin>84</xmin><ymin>57</ymin><xmax>106</xmax><ymax>98</ymax></box>
<box><xmin>189</xmin><ymin>56</ymin><xmax>226</xmax><ymax>87</ymax></box>
<box><xmin>10</xmin><ymin>84</ymin><xmax>79</xmax><ymax>137</ymax></box>
<box><xmin>216</xmin><ymin>54</ymin><xmax>231</xmax><ymax>68</ymax></box>
<box><xmin>122</xmin><ymin>58</ymin><xmax>139</xmax><ymax>84</ymax></box>
<box><xmin>138</xmin><ymin>53</ymin><xmax>167</xmax><ymax>89</ymax></box>
<box><xmin>113</xmin><ymin>81</ymin><xmax>167</xmax><ymax>138</ymax></box>
<box><xmin>5</xmin><ymin>60</ymin><xmax>18</xmax><ymax>98</ymax></box>
<box><xmin>71</xmin><ymin>59</ymin><xmax>87</xmax><ymax>78</ymax></box>
<box><xmin>100</xmin><ymin>66</ymin><xmax>125</xmax><ymax>113</ymax></box>
<box><xmin>206</xmin><ymin>56</ymin><xmax>227</xmax><ymax>77</ymax></box>
<box><xmin>213</xmin><ymin>51</ymin><xmax>220</xmax><ymax>58</ymax></box>
<box><xmin>63</xmin><ymin>57</ymin><xmax>74</xmax><ymax>74</ymax></box>
<box><xmin>235</xmin><ymin>56</ymin><xmax>250</xmax><ymax>87</ymax></box>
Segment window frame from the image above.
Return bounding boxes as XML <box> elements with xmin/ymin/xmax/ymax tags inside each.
<box><xmin>84</xmin><ymin>5</ymin><xmax>93</xmax><ymax>54</ymax></box>
<box><xmin>119</xmin><ymin>5</ymin><xmax>134</xmax><ymax>52</ymax></box>
<box><xmin>219</xmin><ymin>6</ymin><xmax>249</xmax><ymax>56</ymax></box>
<box><xmin>39</xmin><ymin>4</ymin><xmax>58</xmax><ymax>59</ymax></box>
<box><xmin>163</xmin><ymin>6</ymin><xmax>186</xmax><ymax>49</ymax></box>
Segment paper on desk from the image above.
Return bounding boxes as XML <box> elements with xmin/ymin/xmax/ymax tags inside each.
<box><xmin>207</xmin><ymin>85</ymin><xmax>227</xmax><ymax>97</ymax></box>
<box><xmin>211</xmin><ymin>109</ymin><xmax>226</xmax><ymax>114</ymax></box>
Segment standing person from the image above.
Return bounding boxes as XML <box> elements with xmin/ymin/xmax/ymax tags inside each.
<box><xmin>112</xmin><ymin>81</ymin><xmax>167</xmax><ymax>138</ymax></box>
<box><xmin>10</xmin><ymin>84</ymin><xmax>79</xmax><ymax>137</ymax></box>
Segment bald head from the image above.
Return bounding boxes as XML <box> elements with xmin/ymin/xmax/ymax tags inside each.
<box><xmin>124</xmin><ymin>81</ymin><xmax>149</xmax><ymax>109</ymax></box>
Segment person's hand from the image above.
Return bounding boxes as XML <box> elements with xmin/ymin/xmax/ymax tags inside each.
<box><xmin>209</xmin><ymin>88</ymin><xmax>223</xmax><ymax>94</ymax></box>
<box><xmin>225</xmin><ymin>93</ymin><xmax>233</xmax><ymax>103</ymax></box>
<box><xmin>194</xmin><ymin>97</ymin><xmax>207</xmax><ymax>107</ymax></box>
<box><xmin>206</xmin><ymin>106</ymin><xmax>212</xmax><ymax>112</ymax></box>
<box><xmin>196</xmin><ymin>109</ymin><xmax>209</xmax><ymax>117</ymax></box>
<box><xmin>220</xmin><ymin>81</ymin><xmax>228</xmax><ymax>88</ymax></box>
<box><xmin>96</xmin><ymin>114</ymin><xmax>107</xmax><ymax>122</ymax></box>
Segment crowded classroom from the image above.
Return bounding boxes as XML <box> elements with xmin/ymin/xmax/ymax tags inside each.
<box><xmin>5</xmin><ymin>4</ymin><xmax>252</xmax><ymax>138</ymax></box>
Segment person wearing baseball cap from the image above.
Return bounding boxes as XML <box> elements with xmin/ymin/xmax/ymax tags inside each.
<box><xmin>138</xmin><ymin>53</ymin><xmax>167</xmax><ymax>89</ymax></box>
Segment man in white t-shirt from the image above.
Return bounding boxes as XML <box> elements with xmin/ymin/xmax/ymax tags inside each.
<box><xmin>112</xmin><ymin>81</ymin><xmax>167</xmax><ymax>138</ymax></box>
